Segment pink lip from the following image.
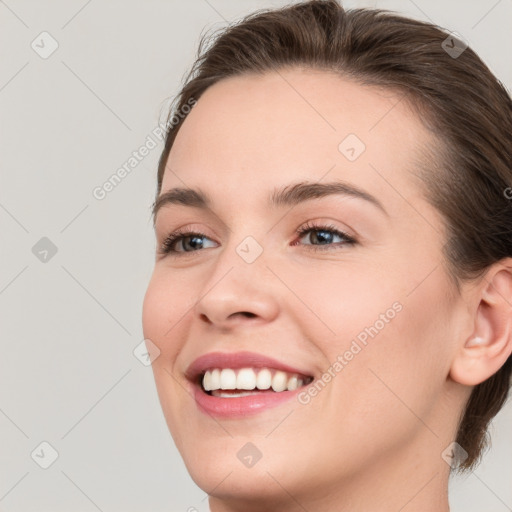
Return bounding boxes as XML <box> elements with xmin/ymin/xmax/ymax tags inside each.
<box><xmin>185</xmin><ymin>351</ymin><xmax>314</xmax><ymax>418</ymax></box>
<box><xmin>191</xmin><ymin>384</ymin><xmax>305</xmax><ymax>418</ymax></box>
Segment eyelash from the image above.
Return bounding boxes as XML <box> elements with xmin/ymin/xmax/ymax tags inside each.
<box><xmin>159</xmin><ymin>221</ymin><xmax>357</xmax><ymax>257</ymax></box>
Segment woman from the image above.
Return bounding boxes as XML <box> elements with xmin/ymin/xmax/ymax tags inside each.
<box><xmin>142</xmin><ymin>1</ymin><xmax>512</xmax><ymax>510</ymax></box>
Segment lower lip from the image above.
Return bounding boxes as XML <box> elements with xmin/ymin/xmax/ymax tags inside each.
<box><xmin>192</xmin><ymin>383</ymin><xmax>305</xmax><ymax>418</ymax></box>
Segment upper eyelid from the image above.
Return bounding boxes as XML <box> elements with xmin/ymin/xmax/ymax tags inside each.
<box><xmin>157</xmin><ymin>214</ymin><xmax>357</xmax><ymax>233</ymax></box>
<box><xmin>158</xmin><ymin>221</ymin><xmax>354</xmax><ymax>240</ymax></box>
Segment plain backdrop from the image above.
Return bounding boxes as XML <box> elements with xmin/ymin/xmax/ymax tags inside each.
<box><xmin>1</xmin><ymin>1</ymin><xmax>511</xmax><ymax>511</ymax></box>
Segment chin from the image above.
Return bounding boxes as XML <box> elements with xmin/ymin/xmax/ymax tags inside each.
<box><xmin>186</xmin><ymin>459</ymin><xmax>296</xmax><ymax>508</ymax></box>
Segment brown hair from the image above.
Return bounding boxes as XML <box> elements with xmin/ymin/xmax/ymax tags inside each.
<box><xmin>155</xmin><ymin>0</ymin><xmax>512</xmax><ymax>472</ymax></box>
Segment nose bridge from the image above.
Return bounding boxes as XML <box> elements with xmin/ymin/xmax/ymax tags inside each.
<box><xmin>211</xmin><ymin>213</ymin><xmax>275</xmax><ymax>282</ymax></box>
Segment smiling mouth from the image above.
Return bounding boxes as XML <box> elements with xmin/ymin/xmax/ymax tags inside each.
<box><xmin>198</xmin><ymin>367</ymin><xmax>314</xmax><ymax>397</ymax></box>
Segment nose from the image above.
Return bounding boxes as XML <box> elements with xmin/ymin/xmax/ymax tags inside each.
<box><xmin>195</xmin><ymin>258</ymin><xmax>280</xmax><ymax>330</ymax></box>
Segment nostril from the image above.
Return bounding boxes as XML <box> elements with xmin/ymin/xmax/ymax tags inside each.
<box><xmin>228</xmin><ymin>312</ymin><xmax>256</xmax><ymax>320</ymax></box>
<box><xmin>199</xmin><ymin>312</ymin><xmax>256</xmax><ymax>324</ymax></box>
<box><xmin>199</xmin><ymin>313</ymin><xmax>210</xmax><ymax>324</ymax></box>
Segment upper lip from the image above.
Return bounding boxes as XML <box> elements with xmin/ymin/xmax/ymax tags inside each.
<box><xmin>185</xmin><ymin>351</ymin><xmax>314</xmax><ymax>383</ymax></box>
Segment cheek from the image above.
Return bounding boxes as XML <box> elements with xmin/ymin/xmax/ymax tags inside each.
<box><xmin>142</xmin><ymin>273</ymin><xmax>192</xmax><ymax>447</ymax></box>
<box><xmin>142</xmin><ymin>269</ymin><xmax>196</xmax><ymax>350</ymax></box>
<box><xmin>282</xmin><ymin>259</ymin><xmax>400</xmax><ymax>346</ymax></box>
<box><xmin>290</xmin><ymin>260</ymin><xmax>453</xmax><ymax>427</ymax></box>
<box><xmin>336</xmin><ymin>273</ymin><xmax>455</xmax><ymax>438</ymax></box>
<box><xmin>142</xmin><ymin>278</ymin><xmax>168</xmax><ymax>348</ymax></box>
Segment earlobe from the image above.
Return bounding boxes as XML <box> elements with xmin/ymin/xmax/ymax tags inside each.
<box><xmin>449</xmin><ymin>265</ymin><xmax>512</xmax><ymax>387</ymax></box>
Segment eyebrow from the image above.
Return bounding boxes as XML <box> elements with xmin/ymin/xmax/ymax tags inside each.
<box><xmin>152</xmin><ymin>180</ymin><xmax>388</xmax><ymax>223</ymax></box>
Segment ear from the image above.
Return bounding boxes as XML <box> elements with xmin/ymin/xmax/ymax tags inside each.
<box><xmin>450</xmin><ymin>262</ymin><xmax>512</xmax><ymax>386</ymax></box>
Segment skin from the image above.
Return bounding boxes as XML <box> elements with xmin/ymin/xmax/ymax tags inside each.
<box><xmin>142</xmin><ymin>68</ymin><xmax>512</xmax><ymax>512</ymax></box>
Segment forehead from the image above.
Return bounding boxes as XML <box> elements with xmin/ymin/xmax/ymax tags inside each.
<box><xmin>161</xmin><ymin>68</ymin><xmax>432</xmax><ymax>215</ymax></box>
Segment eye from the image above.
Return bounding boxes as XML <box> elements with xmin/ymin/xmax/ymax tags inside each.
<box><xmin>158</xmin><ymin>221</ymin><xmax>357</xmax><ymax>257</ymax></box>
<box><xmin>159</xmin><ymin>228</ymin><xmax>217</xmax><ymax>256</ymax></box>
<box><xmin>292</xmin><ymin>221</ymin><xmax>357</xmax><ymax>250</ymax></box>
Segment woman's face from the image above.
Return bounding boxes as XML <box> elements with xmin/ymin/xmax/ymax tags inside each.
<box><xmin>142</xmin><ymin>69</ymin><xmax>467</xmax><ymax>507</ymax></box>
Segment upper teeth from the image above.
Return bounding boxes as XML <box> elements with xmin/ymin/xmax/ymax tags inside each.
<box><xmin>202</xmin><ymin>368</ymin><xmax>310</xmax><ymax>392</ymax></box>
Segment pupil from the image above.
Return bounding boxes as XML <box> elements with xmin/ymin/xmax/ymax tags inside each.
<box><xmin>186</xmin><ymin>235</ymin><xmax>203</xmax><ymax>251</ymax></box>
<box><xmin>313</xmin><ymin>230</ymin><xmax>332</xmax><ymax>244</ymax></box>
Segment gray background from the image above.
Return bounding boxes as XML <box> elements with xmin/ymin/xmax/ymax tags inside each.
<box><xmin>1</xmin><ymin>0</ymin><xmax>511</xmax><ymax>511</ymax></box>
